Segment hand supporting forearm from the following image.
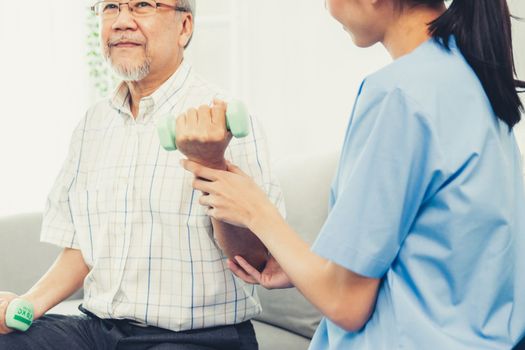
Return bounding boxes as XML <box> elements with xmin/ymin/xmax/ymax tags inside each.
<box><xmin>181</xmin><ymin>159</ymin><xmax>380</xmax><ymax>330</ymax></box>
<box><xmin>21</xmin><ymin>248</ymin><xmax>89</xmax><ymax>319</ymax></box>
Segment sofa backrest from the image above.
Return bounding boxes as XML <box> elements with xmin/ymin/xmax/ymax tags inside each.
<box><xmin>254</xmin><ymin>152</ymin><xmax>339</xmax><ymax>338</ymax></box>
<box><xmin>0</xmin><ymin>213</ymin><xmax>58</xmax><ymax>294</ymax></box>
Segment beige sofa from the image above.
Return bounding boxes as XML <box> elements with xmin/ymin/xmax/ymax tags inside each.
<box><xmin>0</xmin><ymin>153</ymin><xmax>338</xmax><ymax>349</ymax></box>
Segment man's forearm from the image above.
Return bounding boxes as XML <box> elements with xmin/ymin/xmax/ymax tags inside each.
<box><xmin>198</xmin><ymin>159</ymin><xmax>269</xmax><ymax>270</ymax></box>
<box><xmin>21</xmin><ymin>248</ymin><xmax>89</xmax><ymax>319</ymax></box>
<box><xmin>211</xmin><ymin>219</ymin><xmax>269</xmax><ymax>271</ymax></box>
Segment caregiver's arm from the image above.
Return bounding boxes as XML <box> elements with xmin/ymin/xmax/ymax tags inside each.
<box><xmin>248</xmin><ymin>214</ymin><xmax>380</xmax><ymax>332</ymax></box>
<box><xmin>183</xmin><ymin>160</ymin><xmax>381</xmax><ymax>332</ymax></box>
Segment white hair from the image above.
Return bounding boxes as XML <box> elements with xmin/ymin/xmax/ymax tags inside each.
<box><xmin>179</xmin><ymin>0</ymin><xmax>195</xmax><ymax>16</ymax></box>
<box><xmin>178</xmin><ymin>0</ymin><xmax>196</xmax><ymax>48</ymax></box>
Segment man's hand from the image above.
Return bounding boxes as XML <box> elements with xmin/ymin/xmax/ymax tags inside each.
<box><xmin>228</xmin><ymin>255</ymin><xmax>294</xmax><ymax>290</ymax></box>
<box><xmin>0</xmin><ymin>292</ymin><xmax>19</xmax><ymax>335</ymax></box>
<box><xmin>175</xmin><ymin>99</ymin><xmax>232</xmax><ymax>169</ymax></box>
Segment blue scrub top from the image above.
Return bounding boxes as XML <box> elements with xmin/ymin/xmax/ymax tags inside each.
<box><xmin>310</xmin><ymin>37</ymin><xmax>525</xmax><ymax>350</ymax></box>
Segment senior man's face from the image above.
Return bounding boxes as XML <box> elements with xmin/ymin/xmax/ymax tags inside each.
<box><xmin>100</xmin><ymin>0</ymin><xmax>191</xmax><ymax>82</ymax></box>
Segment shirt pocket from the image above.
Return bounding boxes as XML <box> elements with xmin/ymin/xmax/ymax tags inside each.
<box><xmin>68</xmin><ymin>184</ymin><xmax>129</xmax><ymax>266</ymax></box>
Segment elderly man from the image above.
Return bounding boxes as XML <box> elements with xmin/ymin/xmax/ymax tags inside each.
<box><xmin>0</xmin><ymin>1</ymin><xmax>282</xmax><ymax>349</ymax></box>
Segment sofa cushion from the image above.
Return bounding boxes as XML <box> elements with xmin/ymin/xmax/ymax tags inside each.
<box><xmin>47</xmin><ymin>299</ymin><xmax>83</xmax><ymax>315</ymax></box>
<box><xmin>253</xmin><ymin>320</ymin><xmax>311</xmax><ymax>350</ymax></box>
<box><xmin>254</xmin><ymin>152</ymin><xmax>338</xmax><ymax>338</ymax></box>
<box><xmin>0</xmin><ymin>213</ymin><xmax>47</xmax><ymax>294</ymax></box>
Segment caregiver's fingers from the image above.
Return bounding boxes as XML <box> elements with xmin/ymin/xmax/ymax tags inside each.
<box><xmin>234</xmin><ymin>256</ymin><xmax>263</xmax><ymax>282</ymax></box>
<box><xmin>181</xmin><ymin>159</ymin><xmax>221</xmax><ymax>181</ymax></box>
<box><xmin>225</xmin><ymin>161</ymin><xmax>249</xmax><ymax>178</ymax></box>
<box><xmin>192</xmin><ymin>178</ymin><xmax>215</xmax><ymax>193</ymax></box>
<box><xmin>227</xmin><ymin>258</ymin><xmax>260</xmax><ymax>284</ymax></box>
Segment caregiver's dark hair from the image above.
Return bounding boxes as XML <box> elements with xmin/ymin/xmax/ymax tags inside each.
<box><xmin>402</xmin><ymin>0</ymin><xmax>525</xmax><ymax>129</ymax></box>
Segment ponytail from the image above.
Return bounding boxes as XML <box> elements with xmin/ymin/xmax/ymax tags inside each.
<box><xmin>427</xmin><ymin>0</ymin><xmax>525</xmax><ymax>129</ymax></box>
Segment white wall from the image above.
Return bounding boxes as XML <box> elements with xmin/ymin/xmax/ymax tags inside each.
<box><xmin>188</xmin><ymin>0</ymin><xmax>390</xmax><ymax>161</ymax></box>
<box><xmin>0</xmin><ymin>0</ymin><xmax>243</xmax><ymax>217</ymax></box>
<box><xmin>0</xmin><ymin>2</ymin><xmax>90</xmax><ymax>216</ymax></box>
<box><xmin>0</xmin><ymin>0</ymin><xmax>523</xmax><ymax>217</ymax></box>
<box><xmin>236</xmin><ymin>1</ymin><xmax>390</xmax><ymax>161</ymax></box>
<box><xmin>190</xmin><ymin>0</ymin><xmax>525</xmax><ymax>163</ymax></box>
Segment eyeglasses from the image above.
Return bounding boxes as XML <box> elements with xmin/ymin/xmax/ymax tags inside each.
<box><xmin>91</xmin><ymin>0</ymin><xmax>189</xmax><ymax>20</ymax></box>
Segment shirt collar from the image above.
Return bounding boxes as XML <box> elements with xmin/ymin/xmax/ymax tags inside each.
<box><xmin>109</xmin><ymin>60</ymin><xmax>192</xmax><ymax>121</ymax></box>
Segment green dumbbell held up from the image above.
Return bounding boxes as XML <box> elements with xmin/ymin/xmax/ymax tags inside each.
<box><xmin>5</xmin><ymin>299</ymin><xmax>34</xmax><ymax>332</ymax></box>
<box><xmin>157</xmin><ymin>99</ymin><xmax>250</xmax><ymax>151</ymax></box>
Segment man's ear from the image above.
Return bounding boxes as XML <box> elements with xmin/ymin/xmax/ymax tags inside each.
<box><xmin>178</xmin><ymin>13</ymin><xmax>194</xmax><ymax>48</ymax></box>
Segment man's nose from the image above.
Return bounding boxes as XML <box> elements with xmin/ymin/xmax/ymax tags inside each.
<box><xmin>111</xmin><ymin>4</ymin><xmax>138</xmax><ymax>31</ymax></box>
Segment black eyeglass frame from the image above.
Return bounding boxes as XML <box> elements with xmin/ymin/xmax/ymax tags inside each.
<box><xmin>91</xmin><ymin>1</ymin><xmax>190</xmax><ymax>17</ymax></box>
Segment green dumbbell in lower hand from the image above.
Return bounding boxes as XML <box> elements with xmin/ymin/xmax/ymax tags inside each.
<box><xmin>5</xmin><ymin>299</ymin><xmax>34</xmax><ymax>332</ymax></box>
<box><xmin>157</xmin><ymin>99</ymin><xmax>250</xmax><ymax>151</ymax></box>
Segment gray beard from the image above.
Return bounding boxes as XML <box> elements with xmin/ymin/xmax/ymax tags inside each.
<box><xmin>107</xmin><ymin>57</ymin><xmax>152</xmax><ymax>82</ymax></box>
<box><xmin>103</xmin><ymin>44</ymin><xmax>152</xmax><ymax>82</ymax></box>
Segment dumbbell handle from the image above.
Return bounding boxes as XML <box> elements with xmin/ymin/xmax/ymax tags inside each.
<box><xmin>5</xmin><ymin>298</ymin><xmax>34</xmax><ymax>332</ymax></box>
<box><xmin>157</xmin><ymin>99</ymin><xmax>250</xmax><ymax>151</ymax></box>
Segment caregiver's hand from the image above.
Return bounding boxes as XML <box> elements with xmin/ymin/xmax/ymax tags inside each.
<box><xmin>228</xmin><ymin>255</ymin><xmax>293</xmax><ymax>289</ymax></box>
<box><xmin>181</xmin><ymin>159</ymin><xmax>281</xmax><ymax>230</ymax></box>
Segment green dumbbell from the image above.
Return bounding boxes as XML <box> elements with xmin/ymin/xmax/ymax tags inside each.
<box><xmin>157</xmin><ymin>99</ymin><xmax>250</xmax><ymax>151</ymax></box>
<box><xmin>5</xmin><ymin>299</ymin><xmax>34</xmax><ymax>332</ymax></box>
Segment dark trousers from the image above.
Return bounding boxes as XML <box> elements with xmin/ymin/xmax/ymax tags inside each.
<box><xmin>0</xmin><ymin>306</ymin><xmax>258</xmax><ymax>350</ymax></box>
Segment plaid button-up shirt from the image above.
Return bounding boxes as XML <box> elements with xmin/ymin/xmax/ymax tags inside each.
<box><xmin>41</xmin><ymin>60</ymin><xmax>284</xmax><ymax>331</ymax></box>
